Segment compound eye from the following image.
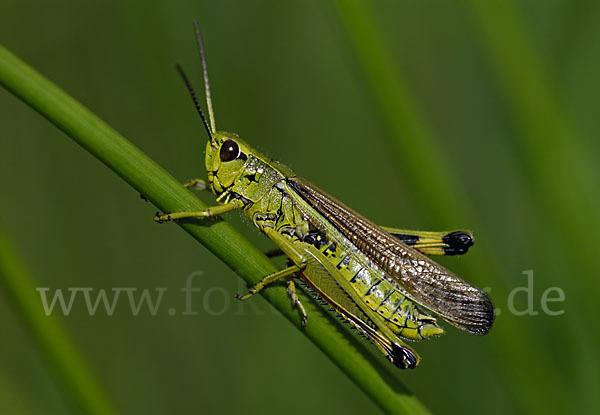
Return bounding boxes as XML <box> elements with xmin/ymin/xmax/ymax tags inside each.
<box><xmin>219</xmin><ymin>139</ymin><xmax>240</xmax><ymax>162</ymax></box>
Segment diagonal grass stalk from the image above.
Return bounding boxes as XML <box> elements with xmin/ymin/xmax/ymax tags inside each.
<box><xmin>465</xmin><ymin>1</ymin><xmax>600</xmax><ymax>411</ymax></box>
<box><xmin>0</xmin><ymin>225</ymin><xmax>114</xmax><ymax>413</ymax></box>
<box><xmin>331</xmin><ymin>0</ymin><xmax>568</xmax><ymax>413</ymax></box>
<box><xmin>0</xmin><ymin>43</ymin><xmax>429</xmax><ymax>415</ymax></box>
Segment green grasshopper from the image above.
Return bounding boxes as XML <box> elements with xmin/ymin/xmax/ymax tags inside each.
<box><xmin>155</xmin><ymin>22</ymin><xmax>494</xmax><ymax>369</ymax></box>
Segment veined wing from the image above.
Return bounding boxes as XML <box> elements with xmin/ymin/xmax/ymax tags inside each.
<box><xmin>287</xmin><ymin>177</ymin><xmax>494</xmax><ymax>335</ymax></box>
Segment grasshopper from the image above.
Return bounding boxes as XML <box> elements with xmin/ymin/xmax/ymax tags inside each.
<box><xmin>155</xmin><ymin>22</ymin><xmax>494</xmax><ymax>369</ymax></box>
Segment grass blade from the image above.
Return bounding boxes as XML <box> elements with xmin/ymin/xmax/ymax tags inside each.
<box><xmin>0</xmin><ymin>225</ymin><xmax>114</xmax><ymax>413</ymax></box>
<box><xmin>330</xmin><ymin>0</ymin><xmax>568</xmax><ymax>412</ymax></box>
<box><xmin>0</xmin><ymin>42</ymin><xmax>429</xmax><ymax>415</ymax></box>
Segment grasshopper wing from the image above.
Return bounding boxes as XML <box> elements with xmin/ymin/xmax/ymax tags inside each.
<box><xmin>287</xmin><ymin>177</ymin><xmax>494</xmax><ymax>335</ymax></box>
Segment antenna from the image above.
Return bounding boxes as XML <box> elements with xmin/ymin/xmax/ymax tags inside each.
<box><xmin>193</xmin><ymin>20</ymin><xmax>216</xmax><ymax>134</ymax></box>
<box><xmin>175</xmin><ymin>63</ymin><xmax>214</xmax><ymax>143</ymax></box>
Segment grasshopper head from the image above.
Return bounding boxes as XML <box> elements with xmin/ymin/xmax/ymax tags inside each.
<box><xmin>177</xmin><ymin>24</ymin><xmax>255</xmax><ymax>196</ymax></box>
<box><xmin>205</xmin><ymin>131</ymin><xmax>252</xmax><ymax>195</ymax></box>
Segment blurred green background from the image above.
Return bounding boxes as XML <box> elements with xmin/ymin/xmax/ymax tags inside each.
<box><xmin>1</xmin><ymin>0</ymin><xmax>599</xmax><ymax>413</ymax></box>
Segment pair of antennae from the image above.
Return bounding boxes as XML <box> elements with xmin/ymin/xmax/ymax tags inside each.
<box><xmin>175</xmin><ymin>20</ymin><xmax>216</xmax><ymax>142</ymax></box>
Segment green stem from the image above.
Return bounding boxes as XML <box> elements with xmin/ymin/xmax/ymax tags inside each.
<box><xmin>0</xmin><ymin>44</ymin><xmax>429</xmax><ymax>414</ymax></box>
<box><xmin>465</xmin><ymin>1</ymin><xmax>599</xmax><ymax>411</ymax></box>
<box><xmin>331</xmin><ymin>1</ymin><xmax>567</xmax><ymax>413</ymax></box>
<box><xmin>331</xmin><ymin>0</ymin><xmax>464</xmax><ymax>226</ymax></box>
<box><xmin>0</xmin><ymin>226</ymin><xmax>114</xmax><ymax>413</ymax></box>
